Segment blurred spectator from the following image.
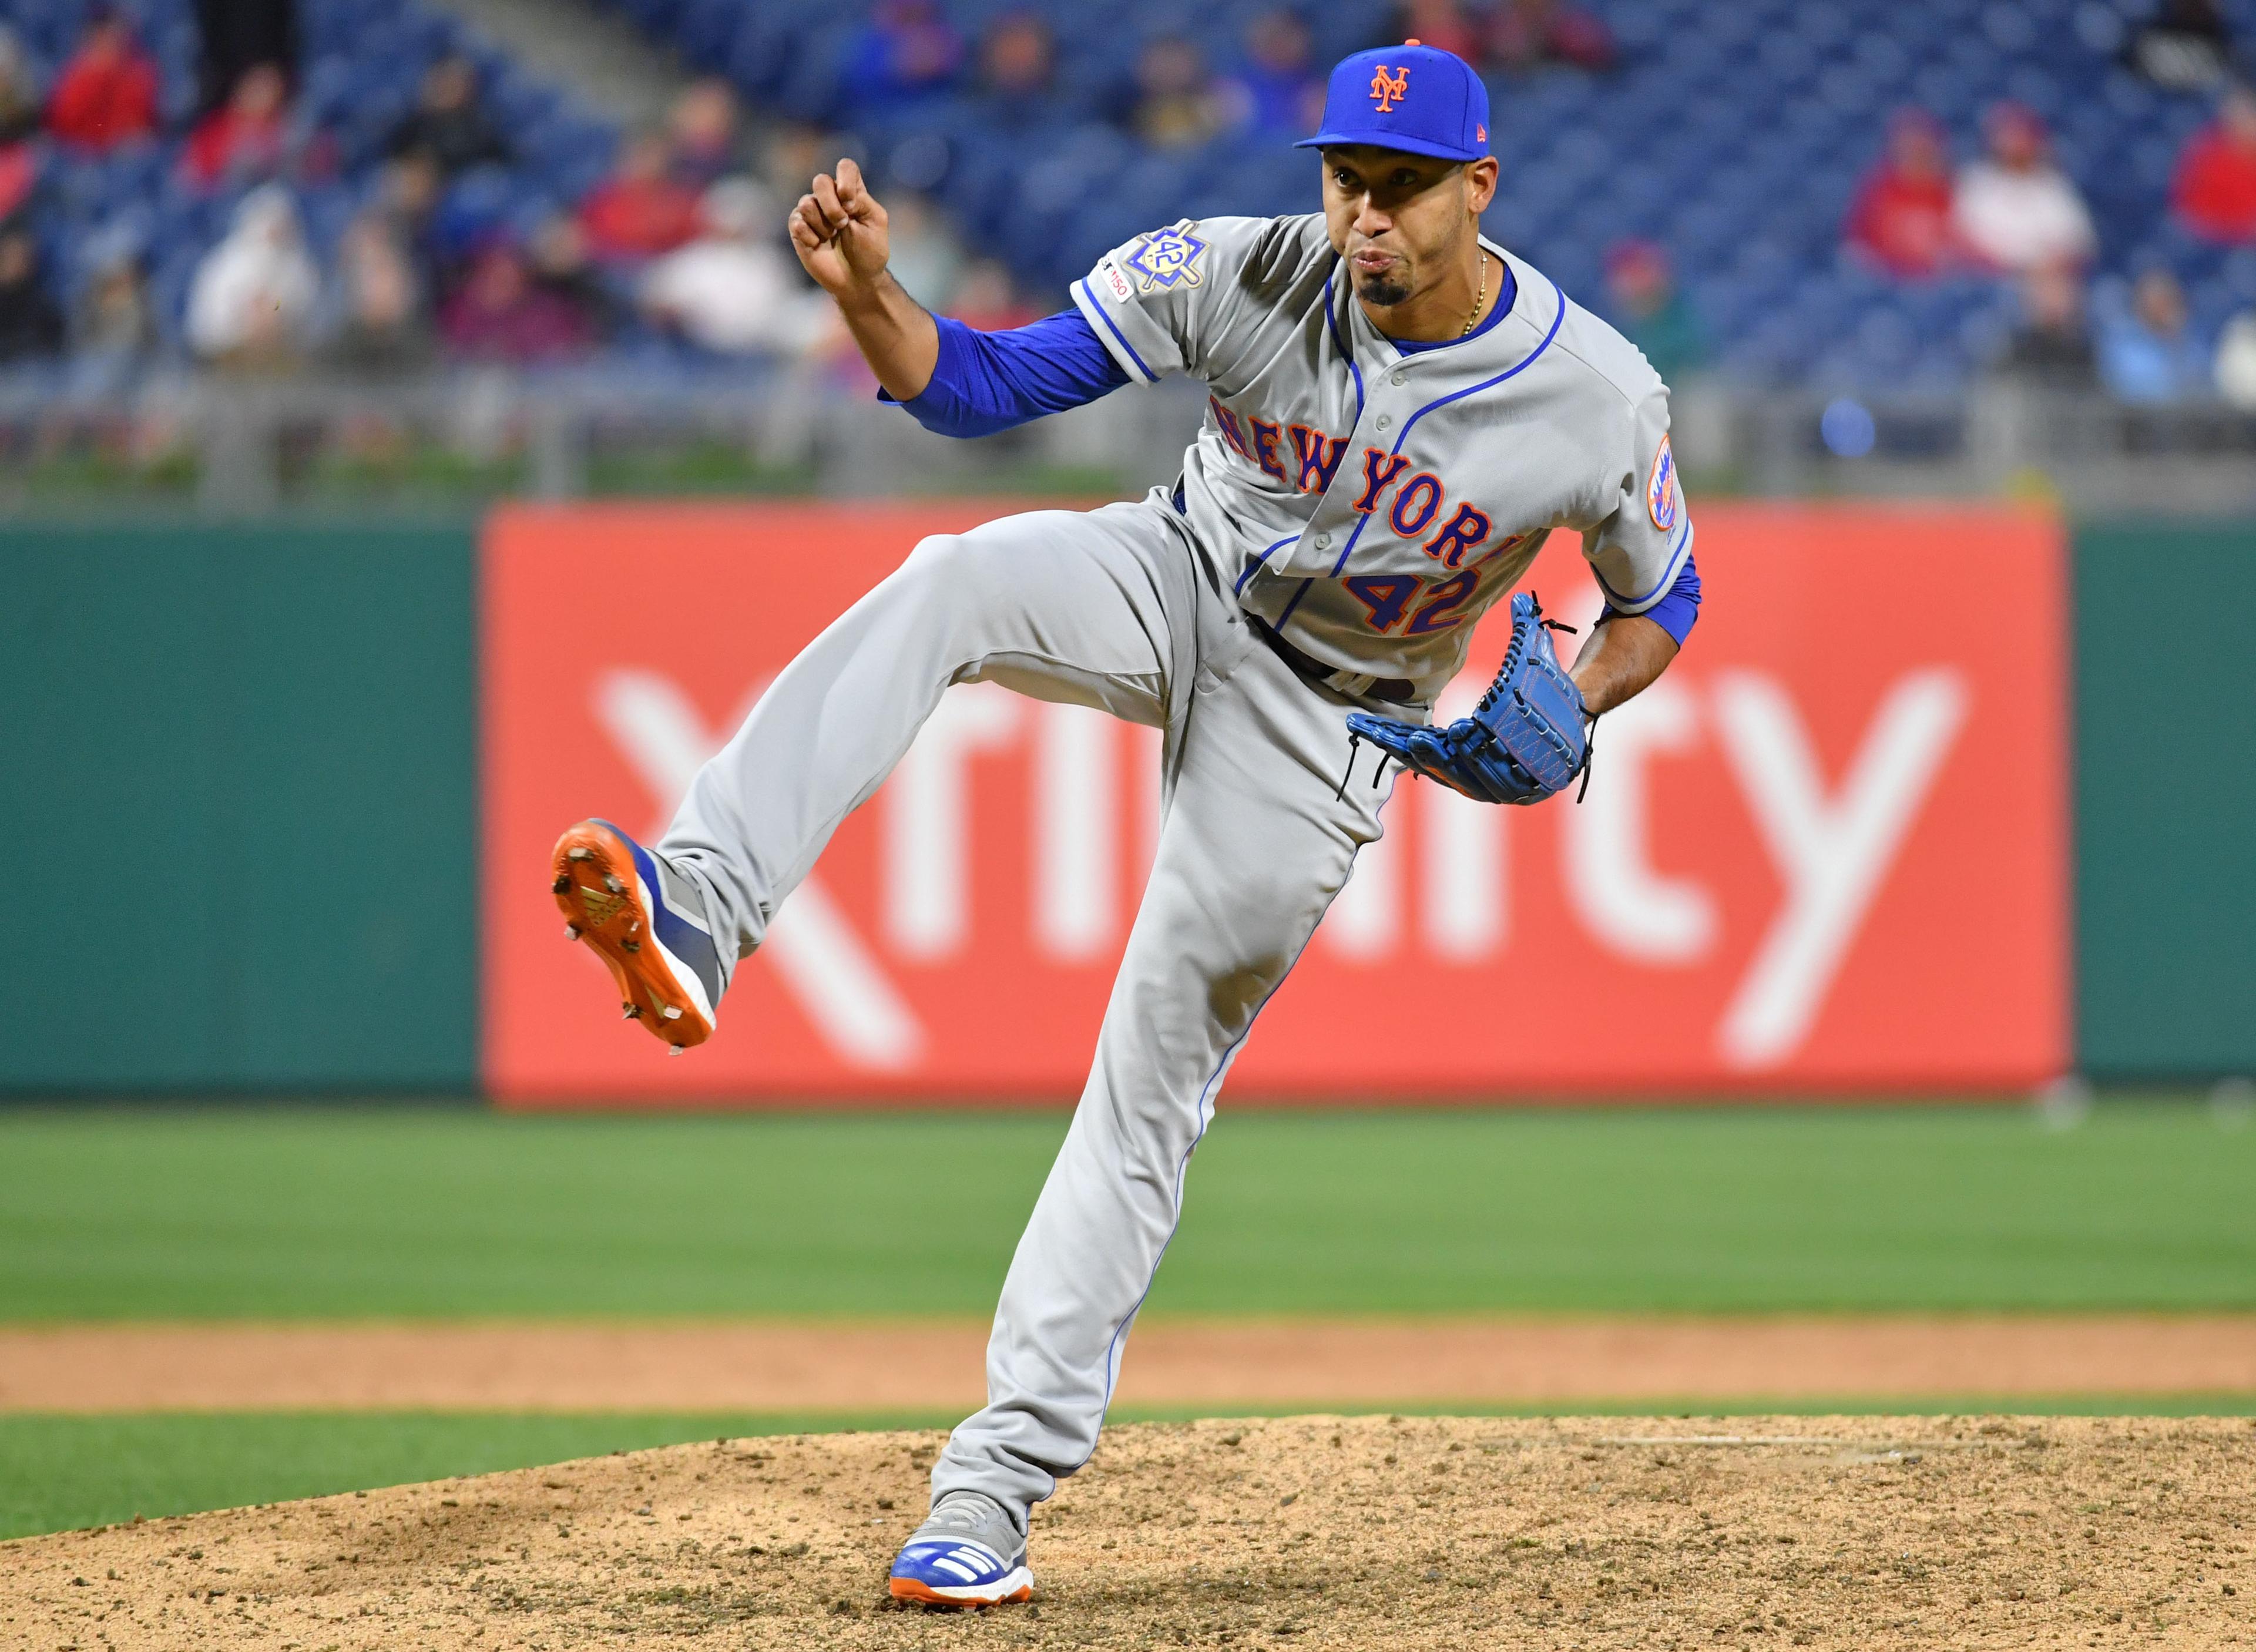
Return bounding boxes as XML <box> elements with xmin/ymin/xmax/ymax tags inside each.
<box><xmin>882</xmin><ymin>190</ymin><xmax>964</xmax><ymax>308</ymax></box>
<box><xmin>579</xmin><ymin>131</ymin><xmax>701</xmax><ymax>261</ymax></box>
<box><xmin>72</xmin><ymin>230</ymin><xmax>151</xmax><ymax>362</ymax></box>
<box><xmin>371</xmin><ymin>148</ymin><xmax>445</xmax><ymax>291</ymax></box>
<box><xmin>1996</xmin><ymin>263</ymin><xmax>2098</xmax><ymax>388</ymax></box>
<box><xmin>441</xmin><ymin>240</ymin><xmax>594</xmax><ymax>364</ymax></box>
<box><xmin>2172</xmin><ymin>83</ymin><xmax>2256</xmax><ymax>244</ymax></box>
<box><xmin>1954</xmin><ymin>103</ymin><xmax>2096</xmax><ymax>273</ymax></box>
<box><xmin>194</xmin><ymin>0</ymin><xmax>297</xmax><ymax>115</ymax></box>
<box><xmin>947</xmin><ymin>258</ymin><xmax>1039</xmax><ymax>331</ymax></box>
<box><xmin>1845</xmin><ymin>109</ymin><xmax>1960</xmax><ymax>278</ymax></box>
<box><xmin>840</xmin><ymin>0</ymin><xmax>964</xmax><ymax>115</ymax></box>
<box><xmin>668</xmin><ymin>79</ymin><xmax>741</xmax><ymax>191</ymax></box>
<box><xmin>2214</xmin><ymin>307</ymin><xmax>2256</xmax><ymax>407</ymax></box>
<box><xmin>0</xmin><ymin>28</ymin><xmax>38</xmax><ymax>224</ymax></box>
<box><xmin>1131</xmin><ymin>37</ymin><xmax>1227</xmax><ymax>150</ymax></box>
<box><xmin>1604</xmin><ymin>240</ymin><xmax>1707</xmax><ymax>383</ymax></box>
<box><xmin>642</xmin><ymin>178</ymin><xmax>820</xmax><ymax>357</ymax></box>
<box><xmin>527</xmin><ymin>212</ymin><xmax>616</xmax><ymax>334</ymax></box>
<box><xmin>0</xmin><ymin>226</ymin><xmax>63</xmax><ymax>362</ymax></box>
<box><xmin>183</xmin><ymin>62</ymin><xmax>291</xmax><ymax>191</ymax></box>
<box><xmin>185</xmin><ymin>184</ymin><xmax>318</xmax><ymax>367</ymax></box>
<box><xmin>2125</xmin><ymin>0</ymin><xmax>2235</xmax><ymax>94</ymax></box>
<box><xmin>0</xmin><ymin>26</ymin><xmax>42</xmax><ymax>145</ymax></box>
<box><xmin>1486</xmin><ymin>0</ymin><xmax>1616</xmax><ymax>74</ymax></box>
<box><xmin>323</xmin><ymin>210</ymin><xmax>432</xmax><ymax>375</ymax></box>
<box><xmin>387</xmin><ymin>54</ymin><xmax>509</xmax><ymax>179</ymax></box>
<box><xmin>972</xmin><ymin>14</ymin><xmax>1067</xmax><ymax>131</ymax></box>
<box><xmin>46</xmin><ymin>6</ymin><xmax>160</xmax><ymax>152</ymax></box>
<box><xmin>758</xmin><ymin>122</ymin><xmax>837</xmax><ymax>203</ymax></box>
<box><xmin>2099</xmin><ymin>269</ymin><xmax>2210</xmax><ymax>403</ymax></box>
<box><xmin>1391</xmin><ymin>0</ymin><xmax>1483</xmax><ymax>65</ymax></box>
<box><xmin>1221</xmin><ymin>11</ymin><xmax>1324</xmax><ymax>137</ymax></box>
<box><xmin>69</xmin><ymin>231</ymin><xmax>151</xmax><ymax>392</ymax></box>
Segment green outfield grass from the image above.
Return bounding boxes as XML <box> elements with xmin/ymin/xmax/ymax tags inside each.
<box><xmin>1</xmin><ymin>1102</ymin><xmax>2251</xmax><ymax>1319</ymax></box>
<box><xmin>0</xmin><ymin>1411</ymin><xmax>948</xmax><ymax>1542</ymax></box>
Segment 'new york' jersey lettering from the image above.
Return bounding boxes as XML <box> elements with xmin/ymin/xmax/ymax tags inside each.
<box><xmin>1073</xmin><ymin>214</ymin><xmax>1691</xmax><ymax>691</ymax></box>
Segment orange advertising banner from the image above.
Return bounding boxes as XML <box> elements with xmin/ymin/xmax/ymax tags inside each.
<box><xmin>482</xmin><ymin>500</ymin><xmax>2068</xmax><ymax>1104</ymax></box>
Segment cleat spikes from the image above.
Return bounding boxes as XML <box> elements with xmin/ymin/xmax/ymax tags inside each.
<box><xmin>567</xmin><ymin>847</ymin><xmax>592</xmax><ymax>861</ymax></box>
<box><xmin>564</xmin><ymin>923</ymin><xmax>580</xmax><ymax>940</ymax></box>
<box><xmin>603</xmin><ymin>874</ymin><xmax>625</xmax><ymax>894</ymax></box>
<box><xmin>552</xmin><ymin>875</ymin><xmax>571</xmax><ymax>895</ymax></box>
<box><xmin>660</xmin><ymin>1006</ymin><xmax>682</xmax><ymax>1020</ymax></box>
<box><xmin>620</xmin><ymin>939</ymin><xmax>641</xmax><ymax>953</ymax></box>
<box><xmin>668</xmin><ymin>1043</ymin><xmax>686</xmax><ymax>1057</ymax></box>
<box><xmin>623</xmin><ymin>1003</ymin><xmax>641</xmax><ymax>1019</ymax></box>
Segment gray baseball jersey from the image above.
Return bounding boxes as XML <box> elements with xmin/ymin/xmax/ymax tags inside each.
<box><xmin>655</xmin><ymin>211</ymin><xmax>1690</xmax><ymax>1546</ymax></box>
<box><xmin>1072</xmin><ymin>213</ymin><xmax>1693</xmax><ymax>691</ymax></box>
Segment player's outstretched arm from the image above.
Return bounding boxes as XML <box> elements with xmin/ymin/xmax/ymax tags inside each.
<box><xmin>790</xmin><ymin>157</ymin><xmax>940</xmax><ymax>402</ymax></box>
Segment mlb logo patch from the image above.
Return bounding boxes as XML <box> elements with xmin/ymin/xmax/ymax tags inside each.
<box><xmin>1646</xmin><ymin>436</ymin><xmax>1678</xmax><ymax>532</ymax></box>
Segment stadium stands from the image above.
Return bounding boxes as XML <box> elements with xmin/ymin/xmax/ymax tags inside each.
<box><xmin>0</xmin><ymin>0</ymin><xmax>2250</xmax><ymax>398</ymax></box>
<box><xmin>1</xmin><ymin>0</ymin><xmax>616</xmax><ymax>364</ymax></box>
<box><xmin>607</xmin><ymin>0</ymin><xmax>2256</xmax><ymax>391</ymax></box>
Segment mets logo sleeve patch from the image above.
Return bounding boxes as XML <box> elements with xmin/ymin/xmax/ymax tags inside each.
<box><xmin>1647</xmin><ymin>435</ymin><xmax>1678</xmax><ymax>532</ymax></box>
<box><xmin>1584</xmin><ymin>395</ymin><xmax>1695</xmax><ymax>617</ymax></box>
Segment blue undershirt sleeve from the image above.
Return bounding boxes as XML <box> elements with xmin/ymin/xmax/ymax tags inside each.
<box><xmin>882</xmin><ymin>309</ymin><xmax>1132</xmax><ymax>438</ymax></box>
<box><xmin>1611</xmin><ymin>549</ymin><xmax>1700</xmax><ymax>647</ymax></box>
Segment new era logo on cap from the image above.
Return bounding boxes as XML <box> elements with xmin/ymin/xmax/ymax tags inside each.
<box><xmin>1298</xmin><ymin>40</ymin><xmax>1491</xmax><ymax>164</ymax></box>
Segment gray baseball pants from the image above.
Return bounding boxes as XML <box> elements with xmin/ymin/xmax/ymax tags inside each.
<box><xmin>660</xmin><ymin>492</ymin><xmax>1398</xmax><ymax>1528</ymax></box>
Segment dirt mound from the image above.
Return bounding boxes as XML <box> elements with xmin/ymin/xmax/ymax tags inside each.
<box><xmin>8</xmin><ymin>1415</ymin><xmax>2251</xmax><ymax>1650</ymax></box>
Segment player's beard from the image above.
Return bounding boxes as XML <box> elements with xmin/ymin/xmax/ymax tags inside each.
<box><xmin>1355</xmin><ymin>268</ymin><xmax>1413</xmax><ymax>309</ymax></box>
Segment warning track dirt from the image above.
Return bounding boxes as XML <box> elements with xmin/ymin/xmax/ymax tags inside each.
<box><xmin>4</xmin><ymin>1316</ymin><xmax>2254</xmax><ymax>1411</ymax></box>
<box><xmin>6</xmin><ymin>1415</ymin><xmax>2250</xmax><ymax>1650</ymax></box>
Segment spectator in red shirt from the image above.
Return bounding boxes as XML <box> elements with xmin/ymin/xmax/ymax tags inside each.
<box><xmin>2173</xmin><ymin>83</ymin><xmax>2256</xmax><ymax>245</ymax></box>
<box><xmin>441</xmin><ymin>240</ymin><xmax>596</xmax><ymax>364</ymax></box>
<box><xmin>183</xmin><ymin>62</ymin><xmax>290</xmax><ymax>190</ymax></box>
<box><xmin>48</xmin><ymin>6</ymin><xmax>160</xmax><ymax>152</ymax></box>
<box><xmin>578</xmin><ymin>131</ymin><xmax>701</xmax><ymax>261</ymax></box>
<box><xmin>1846</xmin><ymin>109</ymin><xmax>1961</xmax><ymax>278</ymax></box>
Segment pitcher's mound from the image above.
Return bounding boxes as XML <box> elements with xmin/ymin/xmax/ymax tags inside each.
<box><xmin>9</xmin><ymin>1415</ymin><xmax>2251</xmax><ymax>1649</ymax></box>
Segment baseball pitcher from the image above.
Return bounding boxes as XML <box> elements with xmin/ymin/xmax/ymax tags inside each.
<box><xmin>548</xmin><ymin>41</ymin><xmax>1700</xmax><ymax>1607</ymax></box>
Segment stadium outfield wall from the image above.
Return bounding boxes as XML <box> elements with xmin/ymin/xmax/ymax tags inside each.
<box><xmin>1</xmin><ymin>506</ymin><xmax>2245</xmax><ymax>1097</ymax></box>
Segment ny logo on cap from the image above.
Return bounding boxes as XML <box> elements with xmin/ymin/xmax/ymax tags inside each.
<box><xmin>1368</xmin><ymin>63</ymin><xmax>1408</xmax><ymax>112</ymax></box>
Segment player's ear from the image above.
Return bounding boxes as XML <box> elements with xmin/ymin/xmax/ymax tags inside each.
<box><xmin>1464</xmin><ymin>156</ymin><xmax>1500</xmax><ymax>216</ymax></box>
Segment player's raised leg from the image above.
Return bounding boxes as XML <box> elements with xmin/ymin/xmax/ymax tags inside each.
<box><xmin>550</xmin><ymin>497</ymin><xmax>1206</xmax><ymax>1048</ymax></box>
<box><xmin>902</xmin><ymin>625</ymin><xmax>1395</xmax><ymax>1593</ymax></box>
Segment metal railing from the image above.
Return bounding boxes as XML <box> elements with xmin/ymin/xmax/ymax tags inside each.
<box><xmin>0</xmin><ymin>370</ymin><xmax>2248</xmax><ymax>516</ymax></box>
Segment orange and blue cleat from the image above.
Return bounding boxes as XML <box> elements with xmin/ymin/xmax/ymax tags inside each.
<box><xmin>549</xmin><ymin>818</ymin><xmax>724</xmax><ymax>1053</ymax></box>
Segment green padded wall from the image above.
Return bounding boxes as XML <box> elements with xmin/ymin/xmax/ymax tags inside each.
<box><xmin>0</xmin><ymin>522</ymin><xmax>478</xmax><ymax>1092</ymax></box>
<box><xmin>2074</xmin><ymin>521</ymin><xmax>2256</xmax><ymax>1080</ymax></box>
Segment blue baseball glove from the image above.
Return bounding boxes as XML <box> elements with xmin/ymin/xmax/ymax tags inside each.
<box><xmin>1345</xmin><ymin>592</ymin><xmax>1591</xmax><ymax>805</ymax></box>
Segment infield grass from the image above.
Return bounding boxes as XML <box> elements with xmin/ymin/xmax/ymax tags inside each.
<box><xmin>1</xmin><ymin>1100</ymin><xmax>2250</xmax><ymax>1318</ymax></box>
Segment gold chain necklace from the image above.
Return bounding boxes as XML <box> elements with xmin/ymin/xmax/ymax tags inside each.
<box><xmin>1462</xmin><ymin>253</ymin><xmax>1488</xmax><ymax>338</ymax></box>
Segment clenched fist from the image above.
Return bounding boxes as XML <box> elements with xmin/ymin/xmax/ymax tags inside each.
<box><xmin>789</xmin><ymin>156</ymin><xmax>891</xmax><ymax>301</ymax></box>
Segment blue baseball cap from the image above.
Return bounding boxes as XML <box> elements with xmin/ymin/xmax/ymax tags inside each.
<box><xmin>1294</xmin><ymin>41</ymin><xmax>1490</xmax><ymax>163</ymax></box>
